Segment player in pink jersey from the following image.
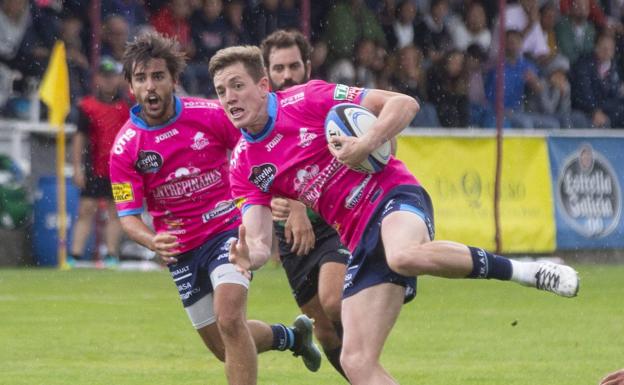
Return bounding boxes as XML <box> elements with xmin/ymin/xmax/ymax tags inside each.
<box><xmin>209</xmin><ymin>46</ymin><xmax>580</xmax><ymax>385</ymax></box>
<box><xmin>261</xmin><ymin>30</ymin><xmax>349</xmax><ymax>379</ymax></box>
<box><xmin>110</xmin><ymin>32</ymin><xmax>320</xmax><ymax>385</ymax></box>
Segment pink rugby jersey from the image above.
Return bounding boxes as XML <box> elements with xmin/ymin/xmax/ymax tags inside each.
<box><xmin>110</xmin><ymin>96</ymin><xmax>241</xmax><ymax>253</ymax></box>
<box><xmin>229</xmin><ymin>80</ymin><xmax>419</xmax><ymax>251</ymax></box>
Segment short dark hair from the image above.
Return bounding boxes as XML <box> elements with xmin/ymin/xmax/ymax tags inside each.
<box><xmin>260</xmin><ymin>29</ymin><xmax>311</xmax><ymax>68</ymax></box>
<box><xmin>121</xmin><ymin>32</ymin><xmax>187</xmax><ymax>83</ymax></box>
<box><xmin>208</xmin><ymin>45</ymin><xmax>266</xmax><ymax>82</ymax></box>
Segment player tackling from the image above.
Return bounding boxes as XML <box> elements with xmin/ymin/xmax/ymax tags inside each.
<box><xmin>208</xmin><ymin>45</ymin><xmax>579</xmax><ymax>385</ymax></box>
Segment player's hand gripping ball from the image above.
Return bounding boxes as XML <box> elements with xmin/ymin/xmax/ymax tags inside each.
<box><xmin>325</xmin><ymin>103</ymin><xmax>391</xmax><ymax>173</ymax></box>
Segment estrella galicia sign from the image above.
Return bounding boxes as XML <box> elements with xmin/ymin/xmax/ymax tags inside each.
<box><xmin>135</xmin><ymin>150</ymin><xmax>163</xmax><ymax>173</ymax></box>
<box><xmin>249</xmin><ymin>163</ymin><xmax>277</xmax><ymax>192</ymax></box>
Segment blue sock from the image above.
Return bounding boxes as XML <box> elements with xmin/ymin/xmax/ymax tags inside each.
<box><xmin>270</xmin><ymin>324</ymin><xmax>295</xmax><ymax>351</ymax></box>
<box><xmin>467</xmin><ymin>246</ymin><xmax>512</xmax><ymax>280</ymax></box>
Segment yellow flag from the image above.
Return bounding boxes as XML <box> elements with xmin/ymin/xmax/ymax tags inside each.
<box><xmin>39</xmin><ymin>41</ymin><xmax>70</xmax><ymax>128</ymax></box>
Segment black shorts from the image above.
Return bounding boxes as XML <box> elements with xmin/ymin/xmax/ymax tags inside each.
<box><xmin>343</xmin><ymin>185</ymin><xmax>435</xmax><ymax>304</ymax></box>
<box><xmin>275</xmin><ymin>219</ymin><xmax>350</xmax><ymax>307</ymax></box>
<box><xmin>81</xmin><ymin>174</ymin><xmax>113</xmax><ymax>199</ymax></box>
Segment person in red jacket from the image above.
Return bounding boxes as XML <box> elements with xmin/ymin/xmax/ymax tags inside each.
<box><xmin>68</xmin><ymin>57</ymin><xmax>130</xmax><ymax>268</ymax></box>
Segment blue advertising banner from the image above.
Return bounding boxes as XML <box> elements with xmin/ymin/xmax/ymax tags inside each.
<box><xmin>548</xmin><ymin>137</ymin><xmax>624</xmax><ymax>249</ymax></box>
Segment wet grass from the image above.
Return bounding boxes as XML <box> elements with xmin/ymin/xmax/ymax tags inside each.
<box><xmin>0</xmin><ymin>264</ymin><xmax>621</xmax><ymax>384</ymax></box>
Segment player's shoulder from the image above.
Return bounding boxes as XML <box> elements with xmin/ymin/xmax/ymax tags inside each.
<box><xmin>276</xmin><ymin>80</ymin><xmax>333</xmax><ymax>109</ymax></box>
<box><xmin>229</xmin><ymin>137</ymin><xmax>249</xmax><ymax>171</ymax></box>
<box><xmin>180</xmin><ymin>96</ymin><xmax>222</xmax><ymax>110</ymax></box>
<box><xmin>111</xmin><ymin>119</ymin><xmax>140</xmax><ymax>157</ymax></box>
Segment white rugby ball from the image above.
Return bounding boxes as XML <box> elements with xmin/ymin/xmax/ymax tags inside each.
<box><xmin>325</xmin><ymin>103</ymin><xmax>391</xmax><ymax>173</ymax></box>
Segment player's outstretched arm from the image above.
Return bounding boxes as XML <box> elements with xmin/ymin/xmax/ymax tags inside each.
<box><xmin>230</xmin><ymin>205</ymin><xmax>274</xmax><ymax>276</ymax></box>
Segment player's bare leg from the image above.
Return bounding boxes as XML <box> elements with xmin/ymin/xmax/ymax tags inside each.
<box><xmin>382</xmin><ymin>211</ymin><xmax>579</xmax><ymax>297</ymax></box>
<box><xmin>213</xmin><ymin>282</ymin><xmax>257</xmax><ymax>385</ymax></box>
<box><xmin>68</xmin><ymin>197</ymin><xmax>98</xmax><ymax>265</ymax></box>
<box><xmin>197</xmin><ymin>291</ymin><xmax>320</xmax><ymax>375</ymax></box>
<box><xmin>312</xmin><ymin>261</ymin><xmax>347</xmax><ymax>378</ymax></box>
<box><xmin>198</xmin><ymin>320</ymin><xmax>274</xmax><ymax>362</ymax></box>
<box><xmin>104</xmin><ymin>201</ymin><xmax>122</xmax><ymax>253</ymax></box>
<box><xmin>317</xmin><ymin>261</ymin><xmax>346</xmax><ymax>323</ymax></box>
<box><xmin>340</xmin><ymin>283</ymin><xmax>403</xmax><ymax>385</ymax></box>
<box><xmin>300</xmin><ymin>293</ymin><xmax>345</xmax><ymax>377</ymax></box>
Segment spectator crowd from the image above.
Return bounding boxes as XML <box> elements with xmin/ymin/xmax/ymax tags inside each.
<box><xmin>3</xmin><ymin>0</ymin><xmax>624</xmax><ymax>129</ymax></box>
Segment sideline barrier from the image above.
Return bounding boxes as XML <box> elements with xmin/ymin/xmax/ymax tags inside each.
<box><xmin>548</xmin><ymin>136</ymin><xmax>624</xmax><ymax>249</ymax></box>
<box><xmin>397</xmin><ymin>129</ymin><xmax>624</xmax><ymax>253</ymax></box>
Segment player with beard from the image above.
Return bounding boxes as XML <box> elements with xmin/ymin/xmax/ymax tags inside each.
<box><xmin>110</xmin><ymin>32</ymin><xmax>320</xmax><ymax>385</ymax></box>
<box><xmin>260</xmin><ymin>30</ymin><xmax>348</xmax><ymax>380</ymax></box>
<box><xmin>208</xmin><ymin>45</ymin><xmax>580</xmax><ymax>385</ymax></box>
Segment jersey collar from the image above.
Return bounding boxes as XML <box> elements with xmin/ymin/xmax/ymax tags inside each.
<box><xmin>241</xmin><ymin>92</ymin><xmax>277</xmax><ymax>143</ymax></box>
<box><xmin>130</xmin><ymin>96</ymin><xmax>182</xmax><ymax>130</ymax></box>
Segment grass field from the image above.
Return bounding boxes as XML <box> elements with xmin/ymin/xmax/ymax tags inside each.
<box><xmin>1</xmin><ymin>263</ymin><xmax>622</xmax><ymax>385</ymax></box>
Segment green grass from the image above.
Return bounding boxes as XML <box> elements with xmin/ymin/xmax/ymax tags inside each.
<box><xmin>0</xmin><ymin>264</ymin><xmax>622</xmax><ymax>385</ymax></box>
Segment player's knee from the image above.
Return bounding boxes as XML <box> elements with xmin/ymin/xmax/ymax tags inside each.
<box><xmin>215</xmin><ymin>311</ymin><xmax>246</xmax><ymax>338</ymax></box>
<box><xmin>340</xmin><ymin>349</ymin><xmax>372</xmax><ymax>380</ymax></box>
<box><xmin>319</xmin><ymin>293</ymin><xmax>342</xmax><ymax>323</ymax></box>
<box><xmin>386</xmin><ymin>246</ymin><xmax>427</xmax><ymax>275</ymax></box>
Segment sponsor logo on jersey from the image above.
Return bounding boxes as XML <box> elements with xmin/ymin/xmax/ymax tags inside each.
<box><xmin>299</xmin><ymin>158</ymin><xmax>343</xmax><ymax>207</ymax></box>
<box><xmin>293</xmin><ymin>165</ymin><xmax>320</xmax><ymax>192</ymax></box>
<box><xmin>113</xmin><ymin>128</ymin><xmax>136</xmax><ymax>155</ymax></box>
<box><xmin>191</xmin><ymin>132</ymin><xmax>210</xmax><ymax>150</ymax></box>
<box><xmin>280</xmin><ymin>91</ymin><xmax>304</xmax><ymax>107</ymax></box>
<box><xmin>265</xmin><ymin>133</ymin><xmax>284</xmax><ymax>152</ymax></box>
<box><xmin>248</xmin><ymin>163</ymin><xmax>277</xmax><ymax>192</ymax></box>
<box><xmin>346</xmin><ymin>86</ymin><xmax>362</xmax><ymax>102</ymax></box>
<box><xmin>202</xmin><ymin>200</ymin><xmax>236</xmax><ymax>222</ymax></box>
<box><xmin>345</xmin><ymin>174</ymin><xmax>372</xmax><ymax>209</ymax></box>
<box><xmin>298</xmin><ymin>127</ymin><xmax>317</xmax><ymax>148</ymax></box>
<box><xmin>135</xmin><ymin>151</ymin><xmax>163</xmax><ymax>173</ymax></box>
<box><xmin>234</xmin><ymin>197</ymin><xmax>247</xmax><ymax>209</ymax></box>
<box><xmin>112</xmin><ymin>182</ymin><xmax>134</xmax><ymax>203</ymax></box>
<box><xmin>163</xmin><ymin>217</ymin><xmax>185</xmax><ymax>234</ymax></box>
<box><xmin>334</xmin><ymin>84</ymin><xmax>349</xmax><ymax>100</ymax></box>
<box><xmin>557</xmin><ymin>143</ymin><xmax>622</xmax><ymax>238</ymax></box>
<box><xmin>155</xmin><ymin>128</ymin><xmax>179</xmax><ymax>143</ymax></box>
<box><xmin>184</xmin><ymin>100</ymin><xmax>220</xmax><ymax>109</ymax></box>
<box><xmin>230</xmin><ymin>140</ymin><xmax>247</xmax><ymax>168</ymax></box>
<box><xmin>152</xmin><ymin>168</ymin><xmax>223</xmax><ymax>199</ymax></box>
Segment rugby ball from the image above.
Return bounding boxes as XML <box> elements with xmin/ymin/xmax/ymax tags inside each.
<box><xmin>325</xmin><ymin>103</ymin><xmax>391</xmax><ymax>173</ymax></box>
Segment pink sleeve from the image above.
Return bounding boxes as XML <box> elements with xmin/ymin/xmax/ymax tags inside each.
<box><xmin>109</xmin><ymin>142</ymin><xmax>144</xmax><ymax>217</ymax></box>
<box><xmin>303</xmin><ymin>80</ymin><xmax>367</xmax><ymax>115</ymax></box>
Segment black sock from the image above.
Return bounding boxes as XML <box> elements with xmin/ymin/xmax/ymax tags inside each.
<box><xmin>270</xmin><ymin>323</ymin><xmax>294</xmax><ymax>351</ymax></box>
<box><xmin>467</xmin><ymin>246</ymin><xmax>512</xmax><ymax>280</ymax></box>
<box><xmin>68</xmin><ymin>254</ymin><xmax>82</xmax><ymax>260</ymax></box>
<box><xmin>324</xmin><ymin>346</ymin><xmax>347</xmax><ymax>380</ymax></box>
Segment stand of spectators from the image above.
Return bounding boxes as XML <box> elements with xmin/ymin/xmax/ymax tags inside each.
<box><xmin>3</xmin><ymin>0</ymin><xmax>624</xmax><ymax>130</ymax></box>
